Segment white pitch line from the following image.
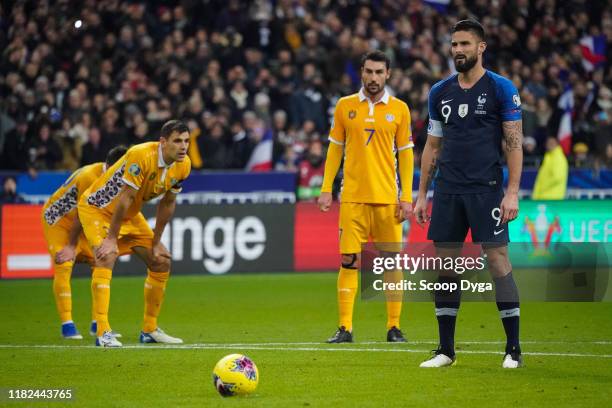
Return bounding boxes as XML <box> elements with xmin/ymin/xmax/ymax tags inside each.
<box><xmin>0</xmin><ymin>344</ymin><xmax>610</xmax><ymax>358</ymax></box>
<box><xmin>196</xmin><ymin>340</ymin><xmax>612</xmax><ymax>346</ymax></box>
<box><xmin>2</xmin><ymin>339</ymin><xmax>611</xmax><ymax>346</ymax></box>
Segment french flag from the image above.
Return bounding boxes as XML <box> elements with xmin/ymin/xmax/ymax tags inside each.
<box><xmin>557</xmin><ymin>86</ymin><xmax>574</xmax><ymax>155</ymax></box>
<box><xmin>579</xmin><ymin>35</ymin><xmax>607</xmax><ymax>72</ymax></box>
<box><xmin>245</xmin><ymin>129</ymin><xmax>273</xmax><ymax>171</ymax></box>
<box><xmin>422</xmin><ymin>0</ymin><xmax>450</xmax><ymax>13</ymax></box>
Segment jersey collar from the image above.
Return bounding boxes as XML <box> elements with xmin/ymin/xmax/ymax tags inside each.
<box><xmin>157</xmin><ymin>143</ymin><xmax>173</xmax><ymax>168</ymax></box>
<box><xmin>358</xmin><ymin>87</ymin><xmax>390</xmax><ymax>104</ymax></box>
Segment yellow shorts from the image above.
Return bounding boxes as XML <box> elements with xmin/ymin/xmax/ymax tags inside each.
<box><xmin>339</xmin><ymin>202</ymin><xmax>403</xmax><ymax>254</ymax></box>
<box><xmin>41</xmin><ymin>217</ymin><xmax>94</xmax><ymax>264</ymax></box>
<box><xmin>79</xmin><ymin>206</ymin><xmax>154</xmax><ymax>253</ymax></box>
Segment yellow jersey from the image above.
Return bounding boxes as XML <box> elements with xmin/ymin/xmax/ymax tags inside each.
<box><xmin>81</xmin><ymin>142</ymin><xmax>191</xmax><ymax>220</ymax></box>
<box><xmin>43</xmin><ymin>162</ymin><xmax>105</xmax><ymax>228</ymax></box>
<box><xmin>329</xmin><ymin>88</ymin><xmax>413</xmax><ymax>204</ymax></box>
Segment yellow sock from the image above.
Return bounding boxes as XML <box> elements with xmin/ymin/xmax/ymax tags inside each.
<box><xmin>337</xmin><ymin>267</ymin><xmax>358</xmax><ymax>331</ymax></box>
<box><xmin>91</xmin><ymin>288</ymin><xmax>96</xmax><ymax>324</ymax></box>
<box><xmin>143</xmin><ymin>270</ymin><xmax>169</xmax><ymax>333</ymax></box>
<box><xmin>91</xmin><ymin>267</ymin><xmax>112</xmax><ymax>336</ymax></box>
<box><xmin>384</xmin><ymin>269</ymin><xmax>404</xmax><ymax>329</ymax></box>
<box><xmin>53</xmin><ymin>262</ymin><xmax>74</xmax><ymax>323</ymax></box>
<box><xmin>90</xmin><ymin>270</ymin><xmax>95</xmax><ymax>324</ymax></box>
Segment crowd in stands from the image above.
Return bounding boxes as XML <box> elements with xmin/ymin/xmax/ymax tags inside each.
<box><xmin>1</xmin><ymin>0</ymin><xmax>611</xmax><ymax>185</ymax></box>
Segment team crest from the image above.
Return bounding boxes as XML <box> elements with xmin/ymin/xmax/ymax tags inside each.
<box><xmin>475</xmin><ymin>94</ymin><xmax>487</xmax><ymax>115</ymax></box>
<box><xmin>149</xmin><ymin>172</ymin><xmax>157</xmax><ymax>181</ymax></box>
<box><xmin>128</xmin><ymin>163</ymin><xmax>141</xmax><ymax>176</ymax></box>
<box><xmin>458</xmin><ymin>104</ymin><xmax>469</xmax><ymax>118</ymax></box>
<box><xmin>385</xmin><ymin>113</ymin><xmax>395</xmax><ymax>122</ymax></box>
<box><xmin>348</xmin><ymin>110</ymin><xmax>356</xmax><ymax>119</ymax></box>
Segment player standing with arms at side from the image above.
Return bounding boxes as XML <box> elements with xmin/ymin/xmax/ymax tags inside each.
<box><xmin>414</xmin><ymin>20</ymin><xmax>523</xmax><ymax>368</ymax></box>
<box><xmin>43</xmin><ymin>146</ymin><xmax>127</xmax><ymax>339</ymax></box>
<box><xmin>78</xmin><ymin>120</ymin><xmax>191</xmax><ymax>347</ymax></box>
<box><xmin>318</xmin><ymin>51</ymin><xmax>414</xmax><ymax>343</ymax></box>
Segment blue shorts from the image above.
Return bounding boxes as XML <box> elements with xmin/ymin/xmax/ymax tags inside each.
<box><xmin>427</xmin><ymin>190</ymin><xmax>509</xmax><ymax>245</ymax></box>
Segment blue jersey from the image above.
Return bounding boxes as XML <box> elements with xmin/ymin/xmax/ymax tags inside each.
<box><xmin>427</xmin><ymin>70</ymin><xmax>521</xmax><ymax>194</ymax></box>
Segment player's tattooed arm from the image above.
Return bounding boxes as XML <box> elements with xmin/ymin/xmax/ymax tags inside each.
<box><xmin>424</xmin><ymin>156</ymin><xmax>437</xmax><ymax>190</ymax></box>
<box><xmin>501</xmin><ymin>120</ymin><xmax>523</xmax><ymax>223</ymax></box>
<box><xmin>414</xmin><ymin>135</ymin><xmax>441</xmax><ymax>225</ymax></box>
<box><xmin>419</xmin><ymin>135</ymin><xmax>442</xmax><ymax>194</ymax></box>
<box><xmin>502</xmin><ymin>120</ymin><xmax>523</xmax><ymax>151</ymax></box>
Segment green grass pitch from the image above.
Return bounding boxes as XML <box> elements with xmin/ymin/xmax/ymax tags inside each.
<box><xmin>1</xmin><ymin>273</ymin><xmax>611</xmax><ymax>407</ymax></box>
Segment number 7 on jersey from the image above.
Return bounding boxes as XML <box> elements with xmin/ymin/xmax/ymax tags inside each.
<box><xmin>365</xmin><ymin>128</ymin><xmax>375</xmax><ymax>145</ymax></box>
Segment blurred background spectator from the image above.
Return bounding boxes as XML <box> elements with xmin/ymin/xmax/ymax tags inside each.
<box><xmin>0</xmin><ymin>0</ymin><xmax>610</xmax><ymax>184</ymax></box>
<box><xmin>26</xmin><ymin>122</ymin><xmax>63</xmax><ymax>170</ymax></box>
<box><xmin>532</xmin><ymin>136</ymin><xmax>569</xmax><ymax>200</ymax></box>
<box><xmin>0</xmin><ymin>176</ymin><xmax>26</xmax><ymax>204</ymax></box>
<box><xmin>297</xmin><ymin>139</ymin><xmax>325</xmax><ymax>201</ymax></box>
<box><xmin>80</xmin><ymin>127</ymin><xmax>106</xmax><ymax>166</ymax></box>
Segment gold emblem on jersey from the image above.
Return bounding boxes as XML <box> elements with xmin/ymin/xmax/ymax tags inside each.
<box><xmin>348</xmin><ymin>110</ymin><xmax>356</xmax><ymax>119</ymax></box>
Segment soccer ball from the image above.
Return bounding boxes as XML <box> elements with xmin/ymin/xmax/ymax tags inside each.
<box><xmin>212</xmin><ymin>354</ymin><xmax>259</xmax><ymax>397</ymax></box>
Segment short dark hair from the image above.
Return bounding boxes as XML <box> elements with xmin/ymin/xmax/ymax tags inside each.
<box><xmin>452</xmin><ymin>19</ymin><xmax>485</xmax><ymax>41</ymax></box>
<box><xmin>160</xmin><ymin>119</ymin><xmax>189</xmax><ymax>139</ymax></box>
<box><xmin>105</xmin><ymin>145</ymin><xmax>128</xmax><ymax>166</ymax></box>
<box><xmin>360</xmin><ymin>50</ymin><xmax>390</xmax><ymax>70</ymax></box>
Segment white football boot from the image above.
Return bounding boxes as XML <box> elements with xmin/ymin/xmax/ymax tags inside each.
<box><xmin>419</xmin><ymin>350</ymin><xmax>456</xmax><ymax>368</ymax></box>
<box><xmin>502</xmin><ymin>352</ymin><xmax>523</xmax><ymax>368</ymax></box>
<box><xmin>96</xmin><ymin>331</ymin><xmax>123</xmax><ymax>347</ymax></box>
<box><xmin>139</xmin><ymin>328</ymin><xmax>183</xmax><ymax>344</ymax></box>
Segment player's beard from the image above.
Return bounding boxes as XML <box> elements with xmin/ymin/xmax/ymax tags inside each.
<box><xmin>364</xmin><ymin>81</ymin><xmax>383</xmax><ymax>97</ymax></box>
<box><xmin>454</xmin><ymin>54</ymin><xmax>478</xmax><ymax>73</ymax></box>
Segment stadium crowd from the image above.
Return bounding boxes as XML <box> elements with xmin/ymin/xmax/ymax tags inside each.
<box><xmin>0</xmin><ymin>0</ymin><xmax>611</xmax><ymax>178</ymax></box>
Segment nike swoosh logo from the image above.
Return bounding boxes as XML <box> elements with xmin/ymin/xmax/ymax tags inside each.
<box><xmin>441</xmin><ymin>99</ymin><xmax>453</xmax><ymax>104</ymax></box>
<box><xmin>494</xmin><ymin>229</ymin><xmax>504</xmax><ymax>235</ymax></box>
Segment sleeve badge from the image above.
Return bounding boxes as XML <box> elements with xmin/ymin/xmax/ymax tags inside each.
<box><xmin>128</xmin><ymin>163</ymin><xmax>141</xmax><ymax>176</ymax></box>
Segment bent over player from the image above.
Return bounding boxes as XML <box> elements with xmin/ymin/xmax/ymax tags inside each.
<box><xmin>414</xmin><ymin>20</ymin><xmax>523</xmax><ymax>368</ymax></box>
<box><xmin>78</xmin><ymin>120</ymin><xmax>191</xmax><ymax>347</ymax></box>
<box><xmin>318</xmin><ymin>50</ymin><xmax>414</xmax><ymax>343</ymax></box>
<box><xmin>43</xmin><ymin>146</ymin><xmax>127</xmax><ymax>339</ymax></box>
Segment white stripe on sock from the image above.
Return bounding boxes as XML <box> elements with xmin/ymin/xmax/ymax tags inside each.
<box><xmin>435</xmin><ymin>307</ymin><xmax>458</xmax><ymax>317</ymax></box>
<box><xmin>500</xmin><ymin>308</ymin><xmax>520</xmax><ymax>318</ymax></box>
